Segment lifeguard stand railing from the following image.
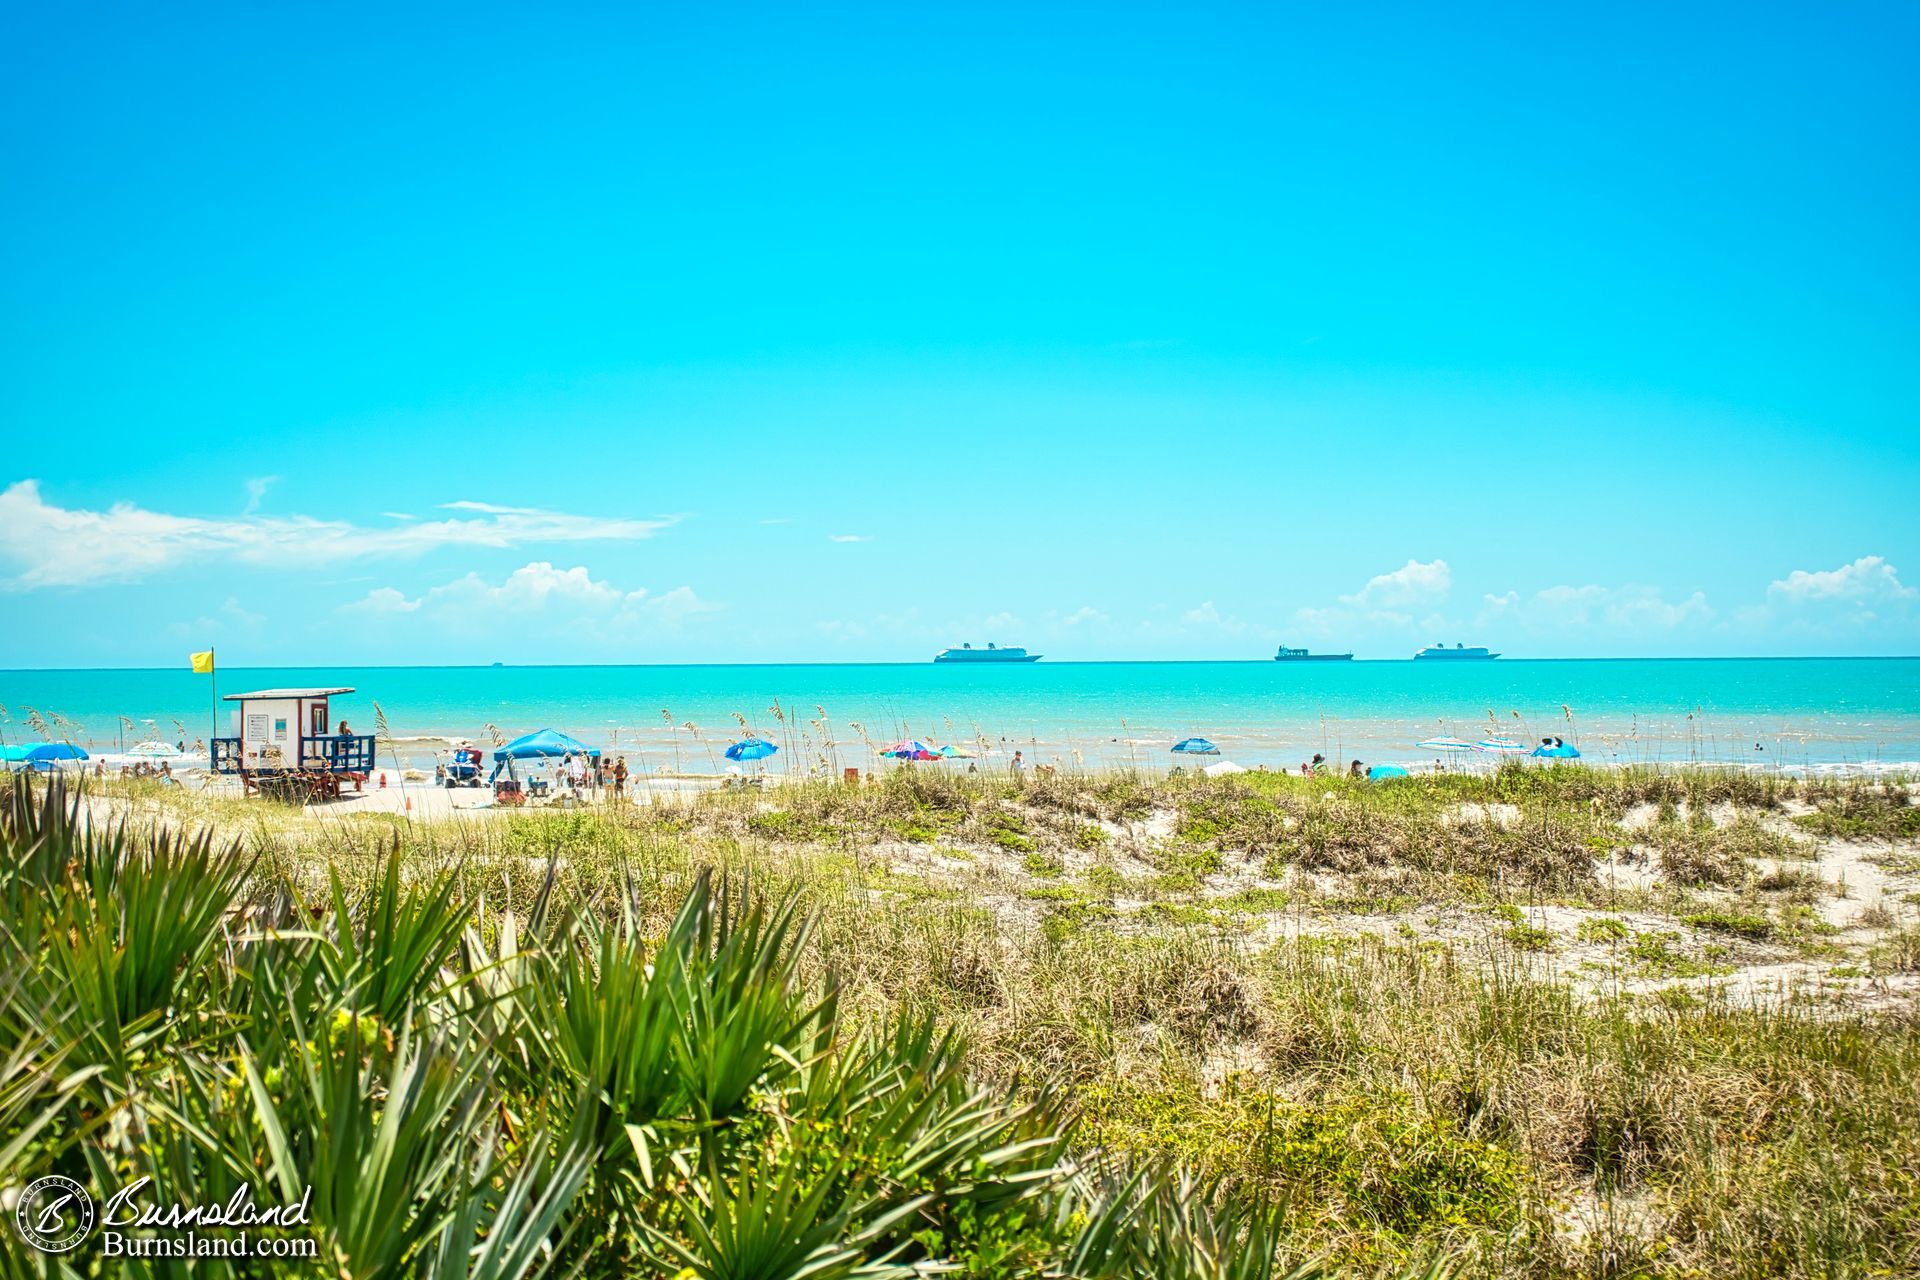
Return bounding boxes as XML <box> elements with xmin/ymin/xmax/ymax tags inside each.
<box><xmin>300</xmin><ymin>735</ymin><xmax>377</xmax><ymax>774</ymax></box>
<box><xmin>208</xmin><ymin>735</ymin><xmax>376</xmax><ymax>776</ymax></box>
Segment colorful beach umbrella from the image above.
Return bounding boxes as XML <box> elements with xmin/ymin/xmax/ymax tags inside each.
<box><xmin>880</xmin><ymin>740</ymin><xmax>940</xmax><ymax>761</ymax></box>
<box><xmin>1415</xmin><ymin>737</ymin><xmax>1478</xmax><ymax>752</ymax></box>
<box><xmin>725</xmin><ymin>737</ymin><xmax>779</xmax><ymax>762</ymax></box>
<box><xmin>937</xmin><ymin>744</ymin><xmax>976</xmax><ymax>759</ymax></box>
<box><xmin>1171</xmin><ymin>737</ymin><xmax>1220</xmax><ymax>755</ymax></box>
<box><xmin>1367</xmin><ymin>764</ymin><xmax>1411</xmax><ymax>779</ymax></box>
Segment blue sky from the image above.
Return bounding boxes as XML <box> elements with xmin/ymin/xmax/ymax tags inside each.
<box><xmin>3</xmin><ymin>1</ymin><xmax>1916</xmax><ymax>665</ymax></box>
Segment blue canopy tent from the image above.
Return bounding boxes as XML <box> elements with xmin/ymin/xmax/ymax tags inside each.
<box><xmin>725</xmin><ymin>737</ymin><xmax>778</xmax><ymax>762</ymax></box>
<box><xmin>1171</xmin><ymin>737</ymin><xmax>1220</xmax><ymax>756</ymax></box>
<box><xmin>490</xmin><ymin>729</ymin><xmax>600</xmax><ymax>781</ymax></box>
<box><xmin>1367</xmin><ymin>764</ymin><xmax>1410</xmax><ymax>780</ymax></box>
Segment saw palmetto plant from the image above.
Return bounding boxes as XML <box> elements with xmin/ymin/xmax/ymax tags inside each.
<box><xmin>0</xmin><ymin>775</ymin><xmax>1434</xmax><ymax>1280</ymax></box>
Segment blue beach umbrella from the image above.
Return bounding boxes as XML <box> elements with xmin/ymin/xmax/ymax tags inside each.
<box><xmin>1367</xmin><ymin>764</ymin><xmax>1410</xmax><ymax>780</ymax></box>
<box><xmin>1530</xmin><ymin>742</ymin><xmax>1583</xmax><ymax>759</ymax></box>
<box><xmin>725</xmin><ymin>737</ymin><xmax>779</xmax><ymax>762</ymax></box>
<box><xmin>23</xmin><ymin>743</ymin><xmax>89</xmax><ymax>771</ymax></box>
<box><xmin>1171</xmin><ymin>737</ymin><xmax>1220</xmax><ymax>756</ymax></box>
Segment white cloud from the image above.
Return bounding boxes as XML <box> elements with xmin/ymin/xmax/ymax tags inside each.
<box><xmin>242</xmin><ymin>475</ymin><xmax>280</xmax><ymax>515</ymax></box>
<box><xmin>0</xmin><ymin>481</ymin><xmax>673</xmax><ymax>588</ymax></box>
<box><xmin>1178</xmin><ymin>601</ymin><xmax>1255</xmax><ymax>635</ymax></box>
<box><xmin>828</xmin><ymin>534</ymin><xmax>872</xmax><ymax>543</ymax></box>
<box><xmin>758</xmin><ymin>517</ymin><xmax>792</xmax><ymax>525</ymax></box>
<box><xmin>1484</xmin><ymin>583</ymin><xmax>1713</xmax><ymax>631</ymax></box>
<box><xmin>342</xmin><ymin>562</ymin><xmax>720</xmax><ymax>634</ymax></box>
<box><xmin>1768</xmin><ymin>556</ymin><xmax>1914</xmax><ymax>605</ymax></box>
<box><xmin>165</xmin><ymin>596</ymin><xmax>266</xmax><ymax>640</ymax></box>
<box><xmin>343</xmin><ymin>586</ymin><xmax>421</xmax><ymax>615</ymax></box>
<box><xmin>439</xmin><ymin>500</ymin><xmax>545</xmax><ymax>516</ymax></box>
<box><xmin>1341</xmin><ymin>559</ymin><xmax>1452</xmax><ymax>609</ymax></box>
<box><xmin>1062</xmin><ymin>606</ymin><xmax>1108</xmax><ymax>626</ymax></box>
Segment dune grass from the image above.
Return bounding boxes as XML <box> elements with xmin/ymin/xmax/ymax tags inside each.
<box><xmin>6</xmin><ymin>765</ymin><xmax>1918</xmax><ymax>1277</ymax></box>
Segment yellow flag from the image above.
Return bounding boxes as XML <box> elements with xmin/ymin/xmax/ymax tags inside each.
<box><xmin>190</xmin><ymin>650</ymin><xmax>215</xmax><ymax>674</ymax></box>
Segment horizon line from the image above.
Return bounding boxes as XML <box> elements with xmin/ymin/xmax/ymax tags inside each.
<box><xmin>3</xmin><ymin>654</ymin><xmax>1918</xmax><ymax>674</ymax></box>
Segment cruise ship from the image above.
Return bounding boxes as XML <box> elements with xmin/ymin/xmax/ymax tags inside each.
<box><xmin>934</xmin><ymin>643</ymin><xmax>1042</xmax><ymax>664</ymax></box>
<box><xmin>1414</xmin><ymin>643</ymin><xmax>1499</xmax><ymax>660</ymax></box>
<box><xmin>1273</xmin><ymin>646</ymin><xmax>1353</xmax><ymax>661</ymax></box>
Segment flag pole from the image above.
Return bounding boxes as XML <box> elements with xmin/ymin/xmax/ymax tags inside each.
<box><xmin>209</xmin><ymin>647</ymin><xmax>218</xmax><ymax>742</ymax></box>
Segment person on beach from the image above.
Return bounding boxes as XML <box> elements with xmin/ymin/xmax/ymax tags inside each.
<box><xmin>337</xmin><ymin>720</ymin><xmax>352</xmax><ymax>737</ymax></box>
<box><xmin>1010</xmin><ymin>750</ymin><xmax>1026</xmax><ymax>780</ymax></box>
<box><xmin>1349</xmin><ymin>760</ymin><xmax>1365</xmax><ymax>778</ymax></box>
<box><xmin>612</xmin><ymin>757</ymin><xmax>628</xmax><ymax>796</ymax></box>
<box><xmin>1310</xmin><ymin>753</ymin><xmax>1328</xmax><ymax>775</ymax></box>
<box><xmin>569</xmin><ymin>753</ymin><xmax>589</xmax><ymax>792</ymax></box>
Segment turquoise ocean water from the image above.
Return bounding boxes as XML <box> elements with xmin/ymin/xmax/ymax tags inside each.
<box><xmin>3</xmin><ymin>659</ymin><xmax>1918</xmax><ymax>774</ymax></box>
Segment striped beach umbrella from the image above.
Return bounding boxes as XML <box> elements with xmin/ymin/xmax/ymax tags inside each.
<box><xmin>1415</xmin><ymin>737</ymin><xmax>1478</xmax><ymax>752</ymax></box>
<box><xmin>1171</xmin><ymin>737</ymin><xmax>1220</xmax><ymax>755</ymax></box>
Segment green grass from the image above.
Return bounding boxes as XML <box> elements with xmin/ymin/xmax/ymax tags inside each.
<box><xmin>1683</xmin><ymin>909</ymin><xmax>1776</xmax><ymax>941</ymax></box>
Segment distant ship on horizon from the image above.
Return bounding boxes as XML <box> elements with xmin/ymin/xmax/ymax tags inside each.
<box><xmin>1274</xmin><ymin>646</ymin><xmax>1353</xmax><ymax>661</ymax></box>
<box><xmin>934</xmin><ymin>643</ymin><xmax>1042</xmax><ymax>664</ymax></box>
<box><xmin>1415</xmin><ymin>643</ymin><xmax>1500</xmax><ymax>660</ymax></box>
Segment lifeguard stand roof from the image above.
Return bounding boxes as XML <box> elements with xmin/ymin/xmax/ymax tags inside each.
<box><xmin>222</xmin><ymin>687</ymin><xmax>355</xmax><ymax>701</ymax></box>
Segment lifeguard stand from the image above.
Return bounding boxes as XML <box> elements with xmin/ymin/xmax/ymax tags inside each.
<box><xmin>210</xmin><ymin>686</ymin><xmax>376</xmax><ymax>801</ymax></box>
